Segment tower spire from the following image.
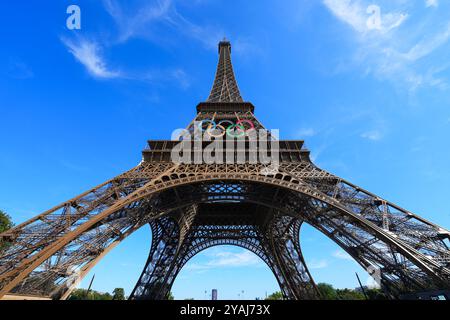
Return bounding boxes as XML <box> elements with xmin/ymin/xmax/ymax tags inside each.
<box><xmin>207</xmin><ymin>40</ymin><xmax>243</xmax><ymax>103</ymax></box>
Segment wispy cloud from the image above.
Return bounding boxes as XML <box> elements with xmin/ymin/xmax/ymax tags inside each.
<box><xmin>140</xmin><ymin>67</ymin><xmax>191</xmax><ymax>89</ymax></box>
<box><xmin>184</xmin><ymin>249</ymin><xmax>264</xmax><ymax>273</ymax></box>
<box><xmin>6</xmin><ymin>59</ymin><xmax>34</xmax><ymax>79</ymax></box>
<box><xmin>62</xmin><ymin>37</ymin><xmax>121</xmax><ymax>79</ymax></box>
<box><xmin>103</xmin><ymin>0</ymin><xmax>173</xmax><ymax>43</ymax></box>
<box><xmin>426</xmin><ymin>0</ymin><xmax>439</xmax><ymax>8</ymax></box>
<box><xmin>60</xmin><ymin>0</ymin><xmax>231</xmax><ymax>85</ymax></box>
<box><xmin>308</xmin><ymin>259</ymin><xmax>329</xmax><ymax>269</ymax></box>
<box><xmin>60</xmin><ymin>160</ymin><xmax>90</xmax><ymax>173</ymax></box>
<box><xmin>322</xmin><ymin>0</ymin><xmax>450</xmax><ymax>90</ymax></box>
<box><xmin>323</xmin><ymin>0</ymin><xmax>366</xmax><ymax>33</ymax></box>
<box><xmin>296</xmin><ymin>128</ymin><xmax>317</xmax><ymax>138</ymax></box>
<box><xmin>332</xmin><ymin>249</ymin><xmax>353</xmax><ymax>261</ymax></box>
<box><xmin>208</xmin><ymin>251</ymin><xmax>263</xmax><ymax>267</ymax></box>
<box><xmin>323</xmin><ymin>0</ymin><xmax>407</xmax><ymax>34</ymax></box>
<box><xmin>61</xmin><ymin>35</ymin><xmax>190</xmax><ymax>88</ymax></box>
<box><xmin>361</xmin><ymin>130</ymin><xmax>383</xmax><ymax>141</ymax></box>
<box><xmin>168</xmin><ymin>68</ymin><xmax>190</xmax><ymax>89</ymax></box>
<box><xmin>103</xmin><ymin>0</ymin><xmax>224</xmax><ymax>50</ymax></box>
<box><xmin>62</xmin><ymin>0</ymin><xmax>255</xmax><ymax>86</ymax></box>
<box><xmin>400</xmin><ymin>24</ymin><xmax>450</xmax><ymax>62</ymax></box>
<box><xmin>167</xmin><ymin>9</ymin><xmax>225</xmax><ymax>50</ymax></box>
<box><xmin>294</xmin><ymin>107</ymin><xmax>387</xmax><ymax>164</ymax></box>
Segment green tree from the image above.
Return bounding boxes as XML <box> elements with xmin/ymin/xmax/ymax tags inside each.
<box><xmin>317</xmin><ymin>283</ymin><xmax>338</xmax><ymax>300</ymax></box>
<box><xmin>317</xmin><ymin>283</ymin><xmax>370</xmax><ymax>300</ymax></box>
<box><xmin>167</xmin><ymin>291</ymin><xmax>174</xmax><ymax>300</ymax></box>
<box><xmin>366</xmin><ymin>288</ymin><xmax>387</xmax><ymax>300</ymax></box>
<box><xmin>68</xmin><ymin>289</ymin><xmax>89</xmax><ymax>300</ymax></box>
<box><xmin>94</xmin><ymin>291</ymin><xmax>113</xmax><ymax>300</ymax></box>
<box><xmin>112</xmin><ymin>288</ymin><xmax>126</xmax><ymax>300</ymax></box>
<box><xmin>0</xmin><ymin>210</ymin><xmax>13</xmax><ymax>233</ymax></box>
<box><xmin>265</xmin><ymin>291</ymin><xmax>284</xmax><ymax>300</ymax></box>
<box><xmin>0</xmin><ymin>210</ymin><xmax>14</xmax><ymax>251</ymax></box>
<box><xmin>69</xmin><ymin>288</ymin><xmax>113</xmax><ymax>300</ymax></box>
<box><xmin>335</xmin><ymin>288</ymin><xmax>365</xmax><ymax>300</ymax></box>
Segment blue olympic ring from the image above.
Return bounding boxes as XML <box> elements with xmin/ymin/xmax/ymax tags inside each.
<box><xmin>195</xmin><ymin>119</ymin><xmax>255</xmax><ymax>138</ymax></box>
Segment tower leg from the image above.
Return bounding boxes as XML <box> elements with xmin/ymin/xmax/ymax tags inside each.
<box><xmin>265</xmin><ymin>216</ymin><xmax>320</xmax><ymax>300</ymax></box>
<box><xmin>129</xmin><ymin>217</ymin><xmax>180</xmax><ymax>300</ymax></box>
<box><xmin>130</xmin><ymin>206</ymin><xmax>198</xmax><ymax>300</ymax></box>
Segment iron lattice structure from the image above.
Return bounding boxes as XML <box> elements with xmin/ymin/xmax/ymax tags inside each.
<box><xmin>0</xmin><ymin>40</ymin><xmax>449</xmax><ymax>300</ymax></box>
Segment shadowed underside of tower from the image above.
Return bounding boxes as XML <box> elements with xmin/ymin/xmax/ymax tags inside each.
<box><xmin>0</xmin><ymin>40</ymin><xmax>449</xmax><ymax>301</ymax></box>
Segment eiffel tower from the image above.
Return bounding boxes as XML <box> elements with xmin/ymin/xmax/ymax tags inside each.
<box><xmin>0</xmin><ymin>40</ymin><xmax>449</xmax><ymax>300</ymax></box>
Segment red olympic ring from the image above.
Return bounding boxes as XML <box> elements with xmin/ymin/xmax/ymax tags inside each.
<box><xmin>235</xmin><ymin>120</ymin><xmax>255</xmax><ymax>133</ymax></box>
<box><xmin>196</xmin><ymin>119</ymin><xmax>255</xmax><ymax>138</ymax></box>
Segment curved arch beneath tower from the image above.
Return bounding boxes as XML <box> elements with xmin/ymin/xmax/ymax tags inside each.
<box><xmin>129</xmin><ymin>210</ymin><xmax>319</xmax><ymax>300</ymax></box>
<box><xmin>122</xmin><ymin>179</ymin><xmax>446</xmax><ymax>299</ymax></box>
<box><xmin>172</xmin><ymin>244</ymin><xmax>283</xmax><ymax>299</ymax></box>
<box><xmin>130</xmin><ymin>241</ymin><xmax>279</xmax><ymax>300</ymax></box>
<box><xmin>170</xmin><ymin>244</ymin><xmax>280</xmax><ymax>300</ymax></box>
<box><xmin>124</xmin><ymin>176</ymin><xmax>449</xmax><ymax>299</ymax></box>
<box><xmin>2</xmin><ymin>171</ymin><xmax>449</xmax><ymax>299</ymax></box>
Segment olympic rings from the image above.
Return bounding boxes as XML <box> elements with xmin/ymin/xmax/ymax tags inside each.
<box><xmin>206</xmin><ymin>124</ymin><xmax>226</xmax><ymax>138</ymax></box>
<box><xmin>195</xmin><ymin>119</ymin><xmax>255</xmax><ymax>138</ymax></box>
<box><xmin>226</xmin><ymin>124</ymin><xmax>246</xmax><ymax>138</ymax></box>
<box><xmin>236</xmin><ymin>120</ymin><xmax>255</xmax><ymax>133</ymax></box>
<box><xmin>197</xmin><ymin>120</ymin><xmax>216</xmax><ymax>132</ymax></box>
<box><xmin>217</xmin><ymin>120</ymin><xmax>234</xmax><ymax>128</ymax></box>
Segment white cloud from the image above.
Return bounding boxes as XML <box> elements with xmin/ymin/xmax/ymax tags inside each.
<box><xmin>361</xmin><ymin>130</ymin><xmax>383</xmax><ymax>141</ymax></box>
<box><xmin>309</xmin><ymin>259</ymin><xmax>329</xmax><ymax>269</ymax></box>
<box><xmin>426</xmin><ymin>0</ymin><xmax>439</xmax><ymax>8</ymax></box>
<box><xmin>103</xmin><ymin>0</ymin><xmax>224</xmax><ymax>50</ymax></box>
<box><xmin>323</xmin><ymin>0</ymin><xmax>407</xmax><ymax>34</ymax></box>
<box><xmin>184</xmin><ymin>249</ymin><xmax>264</xmax><ymax>272</ymax></box>
<box><xmin>296</xmin><ymin>128</ymin><xmax>317</xmax><ymax>138</ymax></box>
<box><xmin>208</xmin><ymin>251</ymin><xmax>262</xmax><ymax>267</ymax></box>
<box><xmin>322</xmin><ymin>0</ymin><xmax>450</xmax><ymax>90</ymax></box>
<box><xmin>167</xmin><ymin>10</ymin><xmax>225</xmax><ymax>50</ymax></box>
<box><xmin>7</xmin><ymin>60</ymin><xmax>34</xmax><ymax>79</ymax></box>
<box><xmin>323</xmin><ymin>0</ymin><xmax>366</xmax><ymax>33</ymax></box>
<box><xmin>169</xmin><ymin>69</ymin><xmax>190</xmax><ymax>89</ymax></box>
<box><xmin>60</xmin><ymin>160</ymin><xmax>89</xmax><ymax>173</ymax></box>
<box><xmin>79</xmin><ymin>0</ymin><xmax>252</xmax><ymax>86</ymax></box>
<box><xmin>233</xmin><ymin>37</ymin><xmax>264</xmax><ymax>58</ymax></box>
<box><xmin>401</xmin><ymin>23</ymin><xmax>450</xmax><ymax>62</ymax></box>
<box><xmin>62</xmin><ymin>37</ymin><xmax>120</xmax><ymax>79</ymax></box>
<box><xmin>333</xmin><ymin>249</ymin><xmax>353</xmax><ymax>261</ymax></box>
<box><xmin>103</xmin><ymin>0</ymin><xmax>172</xmax><ymax>43</ymax></box>
<box><xmin>141</xmin><ymin>67</ymin><xmax>191</xmax><ymax>88</ymax></box>
<box><xmin>61</xmin><ymin>37</ymin><xmax>190</xmax><ymax>87</ymax></box>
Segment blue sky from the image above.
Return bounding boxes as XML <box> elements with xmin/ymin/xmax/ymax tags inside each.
<box><xmin>1</xmin><ymin>0</ymin><xmax>450</xmax><ymax>300</ymax></box>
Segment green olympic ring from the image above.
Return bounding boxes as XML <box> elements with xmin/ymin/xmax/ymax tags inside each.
<box><xmin>197</xmin><ymin>119</ymin><xmax>255</xmax><ymax>138</ymax></box>
<box><xmin>226</xmin><ymin>124</ymin><xmax>246</xmax><ymax>138</ymax></box>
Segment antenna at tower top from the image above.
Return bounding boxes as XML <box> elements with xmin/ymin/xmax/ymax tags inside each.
<box><xmin>218</xmin><ymin>38</ymin><xmax>231</xmax><ymax>53</ymax></box>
